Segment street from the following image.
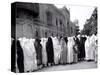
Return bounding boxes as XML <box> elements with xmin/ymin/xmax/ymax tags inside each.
<box><xmin>37</xmin><ymin>61</ymin><xmax>97</xmax><ymax>72</ymax></box>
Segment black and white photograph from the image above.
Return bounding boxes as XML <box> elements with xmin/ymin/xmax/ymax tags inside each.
<box><xmin>11</xmin><ymin>2</ymin><xmax>98</xmax><ymax>73</ymax></box>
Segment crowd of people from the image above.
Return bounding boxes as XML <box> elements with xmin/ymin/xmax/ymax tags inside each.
<box><xmin>11</xmin><ymin>34</ymin><xmax>98</xmax><ymax>73</ymax></box>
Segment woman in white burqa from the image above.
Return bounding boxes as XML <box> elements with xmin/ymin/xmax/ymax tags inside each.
<box><xmin>67</xmin><ymin>37</ymin><xmax>74</xmax><ymax>63</ymax></box>
<box><xmin>19</xmin><ymin>37</ymin><xmax>37</xmax><ymax>72</ymax></box>
<box><xmin>85</xmin><ymin>36</ymin><xmax>90</xmax><ymax>61</ymax></box>
<box><xmin>85</xmin><ymin>34</ymin><xmax>97</xmax><ymax>61</ymax></box>
<box><xmin>41</xmin><ymin>38</ymin><xmax>47</xmax><ymax>66</ymax></box>
<box><xmin>60</xmin><ymin>37</ymin><xmax>67</xmax><ymax>64</ymax></box>
<box><xmin>52</xmin><ymin>37</ymin><xmax>62</xmax><ymax>65</ymax></box>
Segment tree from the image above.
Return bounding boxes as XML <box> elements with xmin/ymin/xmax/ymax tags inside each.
<box><xmin>81</xmin><ymin>8</ymin><xmax>97</xmax><ymax>36</ymax></box>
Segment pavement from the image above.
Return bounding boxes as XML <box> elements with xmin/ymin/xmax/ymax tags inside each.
<box><xmin>36</xmin><ymin>61</ymin><xmax>97</xmax><ymax>72</ymax></box>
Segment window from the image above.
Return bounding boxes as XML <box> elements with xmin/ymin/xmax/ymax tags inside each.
<box><xmin>45</xmin><ymin>32</ymin><xmax>47</xmax><ymax>38</ymax></box>
<box><xmin>71</xmin><ymin>27</ymin><xmax>73</xmax><ymax>33</ymax></box>
<box><xmin>60</xmin><ymin>19</ymin><xmax>62</xmax><ymax>26</ymax></box>
<box><xmin>35</xmin><ymin>30</ymin><xmax>38</xmax><ymax>37</ymax></box>
<box><xmin>46</xmin><ymin>11</ymin><xmax>52</xmax><ymax>25</ymax></box>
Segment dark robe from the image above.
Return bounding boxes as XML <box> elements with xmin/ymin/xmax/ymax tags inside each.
<box><xmin>11</xmin><ymin>40</ymin><xmax>16</xmax><ymax>72</ymax></box>
<box><xmin>34</xmin><ymin>39</ymin><xmax>42</xmax><ymax>66</ymax></box>
<box><xmin>16</xmin><ymin>40</ymin><xmax>24</xmax><ymax>73</ymax></box>
<box><xmin>80</xmin><ymin>37</ymin><xmax>87</xmax><ymax>59</ymax></box>
<box><xmin>64</xmin><ymin>37</ymin><xmax>68</xmax><ymax>45</ymax></box>
<box><xmin>73</xmin><ymin>37</ymin><xmax>78</xmax><ymax>53</ymax></box>
<box><xmin>75</xmin><ymin>37</ymin><xmax>81</xmax><ymax>60</ymax></box>
<box><xmin>46</xmin><ymin>37</ymin><xmax>54</xmax><ymax>64</ymax></box>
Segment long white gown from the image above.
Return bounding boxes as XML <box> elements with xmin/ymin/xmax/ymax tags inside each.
<box><xmin>85</xmin><ymin>37</ymin><xmax>90</xmax><ymax>60</ymax></box>
<box><xmin>41</xmin><ymin>38</ymin><xmax>47</xmax><ymax>65</ymax></box>
<box><xmin>67</xmin><ymin>37</ymin><xmax>74</xmax><ymax>63</ymax></box>
<box><xmin>85</xmin><ymin>36</ymin><xmax>95</xmax><ymax>61</ymax></box>
<box><xmin>52</xmin><ymin>37</ymin><xmax>62</xmax><ymax>64</ymax></box>
<box><xmin>29</xmin><ymin>39</ymin><xmax>37</xmax><ymax>70</ymax></box>
<box><xmin>89</xmin><ymin>34</ymin><xmax>97</xmax><ymax>60</ymax></box>
<box><xmin>60</xmin><ymin>38</ymin><xmax>67</xmax><ymax>64</ymax></box>
<box><xmin>19</xmin><ymin>38</ymin><xmax>37</xmax><ymax>72</ymax></box>
<box><xmin>94</xmin><ymin>37</ymin><xmax>98</xmax><ymax>62</ymax></box>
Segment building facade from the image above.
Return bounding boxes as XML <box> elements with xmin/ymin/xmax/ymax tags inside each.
<box><xmin>12</xmin><ymin>2</ymin><xmax>74</xmax><ymax>39</ymax></box>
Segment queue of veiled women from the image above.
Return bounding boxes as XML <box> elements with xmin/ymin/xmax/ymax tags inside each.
<box><xmin>11</xmin><ymin>34</ymin><xmax>98</xmax><ymax>73</ymax></box>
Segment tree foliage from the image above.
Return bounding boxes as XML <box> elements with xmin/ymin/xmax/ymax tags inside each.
<box><xmin>81</xmin><ymin>8</ymin><xmax>97</xmax><ymax>36</ymax></box>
